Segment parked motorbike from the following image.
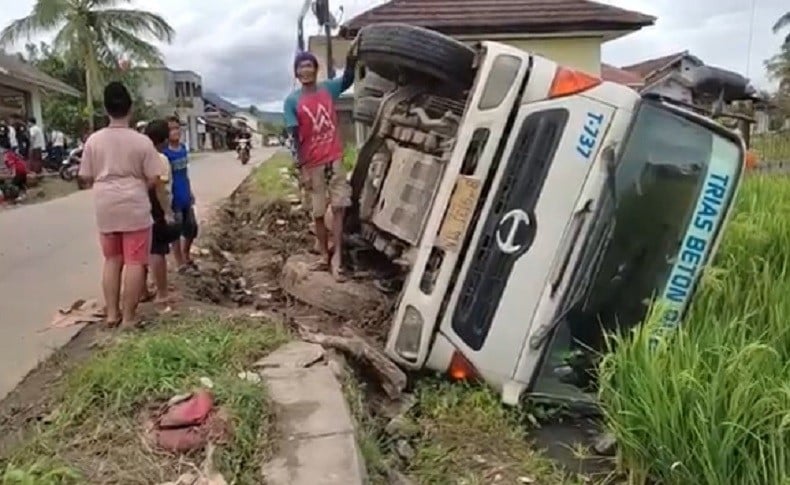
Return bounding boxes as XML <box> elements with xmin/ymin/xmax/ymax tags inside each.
<box><xmin>42</xmin><ymin>147</ymin><xmax>63</xmax><ymax>172</ymax></box>
<box><xmin>59</xmin><ymin>147</ymin><xmax>82</xmax><ymax>182</ymax></box>
<box><xmin>237</xmin><ymin>139</ymin><xmax>251</xmax><ymax>165</ymax></box>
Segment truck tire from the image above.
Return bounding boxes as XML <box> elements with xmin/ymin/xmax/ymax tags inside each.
<box><xmin>357</xmin><ymin>23</ymin><xmax>476</xmax><ymax>90</ymax></box>
<box><xmin>353</xmin><ymin>96</ymin><xmax>381</xmax><ymax>125</ymax></box>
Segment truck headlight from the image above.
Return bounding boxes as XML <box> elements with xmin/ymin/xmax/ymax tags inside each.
<box><xmin>395</xmin><ymin>305</ymin><xmax>424</xmax><ymax>362</ymax></box>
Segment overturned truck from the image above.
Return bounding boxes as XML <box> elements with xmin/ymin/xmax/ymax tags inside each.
<box><xmin>333</xmin><ymin>24</ymin><xmax>746</xmax><ymax>405</ymax></box>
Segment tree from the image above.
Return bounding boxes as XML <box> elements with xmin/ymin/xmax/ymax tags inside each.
<box><xmin>22</xmin><ymin>41</ymin><xmax>157</xmax><ymax>137</ymax></box>
<box><xmin>766</xmin><ymin>43</ymin><xmax>790</xmax><ymax>93</ymax></box>
<box><xmin>0</xmin><ymin>0</ymin><xmax>174</xmax><ymax>131</ymax></box>
<box><xmin>774</xmin><ymin>11</ymin><xmax>790</xmax><ymax>46</ymax></box>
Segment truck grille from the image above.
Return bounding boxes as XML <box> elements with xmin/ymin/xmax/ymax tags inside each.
<box><xmin>451</xmin><ymin>108</ymin><xmax>569</xmax><ymax>351</ymax></box>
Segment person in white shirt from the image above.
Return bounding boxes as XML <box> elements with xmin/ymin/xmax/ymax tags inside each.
<box><xmin>28</xmin><ymin>117</ymin><xmax>45</xmax><ymax>173</ymax></box>
<box><xmin>51</xmin><ymin>128</ymin><xmax>65</xmax><ymax>162</ymax></box>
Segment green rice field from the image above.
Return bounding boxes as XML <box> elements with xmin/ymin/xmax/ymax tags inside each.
<box><xmin>599</xmin><ymin>174</ymin><xmax>790</xmax><ymax>484</ymax></box>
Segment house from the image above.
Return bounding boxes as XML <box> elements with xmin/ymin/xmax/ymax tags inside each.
<box><xmin>312</xmin><ymin>0</ymin><xmax>654</xmax><ymax>78</ymax></box>
<box><xmin>0</xmin><ymin>52</ymin><xmax>80</xmax><ymax>131</ymax></box>
<box><xmin>202</xmin><ymin>91</ymin><xmax>241</xmax><ymax>150</ymax></box>
<box><xmin>620</xmin><ymin>51</ymin><xmax>704</xmax><ymax>103</ymax></box>
<box><xmin>601</xmin><ymin>63</ymin><xmax>645</xmax><ymax>90</ymax></box>
<box><xmin>137</xmin><ymin>67</ymin><xmax>206</xmax><ymax>150</ymax></box>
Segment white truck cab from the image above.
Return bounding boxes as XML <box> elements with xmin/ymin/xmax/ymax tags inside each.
<box><xmin>350</xmin><ymin>25</ymin><xmax>744</xmax><ymax>404</ymax></box>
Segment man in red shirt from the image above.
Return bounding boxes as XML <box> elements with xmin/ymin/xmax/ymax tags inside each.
<box><xmin>283</xmin><ymin>47</ymin><xmax>357</xmax><ymax>281</ymax></box>
<box><xmin>4</xmin><ymin>149</ymin><xmax>28</xmax><ymax>201</ymax></box>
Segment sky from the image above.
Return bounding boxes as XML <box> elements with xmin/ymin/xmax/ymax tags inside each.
<box><xmin>0</xmin><ymin>0</ymin><xmax>786</xmax><ymax>112</ymax></box>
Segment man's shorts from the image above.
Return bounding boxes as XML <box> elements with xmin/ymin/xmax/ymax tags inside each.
<box><xmin>150</xmin><ymin>220</ymin><xmax>181</xmax><ymax>256</ymax></box>
<box><xmin>304</xmin><ymin>160</ymin><xmax>351</xmax><ymax>218</ymax></box>
<box><xmin>174</xmin><ymin>206</ymin><xmax>199</xmax><ymax>240</ymax></box>
<box><xmin>99</xmin><ymin>227</ymin><xmax>151</xmax><ymax>265</ymax></box>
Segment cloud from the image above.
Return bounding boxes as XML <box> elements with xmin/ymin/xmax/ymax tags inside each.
<box><xmin>0</xmin><ymin>0</ymin><xmax>786</xmax><ymax>109</ymax></box>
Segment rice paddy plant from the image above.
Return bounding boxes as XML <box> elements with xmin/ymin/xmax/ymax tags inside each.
<box><xmin>598</xmin><ymin>175</ymin><xmax>790</xmax><ymax>485</ymax></box>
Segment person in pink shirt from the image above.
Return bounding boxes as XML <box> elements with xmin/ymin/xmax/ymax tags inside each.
<box><xmin>79</xmin><ymin>82</ymin><xmax>163</xmax><ymax>328</ymax></box>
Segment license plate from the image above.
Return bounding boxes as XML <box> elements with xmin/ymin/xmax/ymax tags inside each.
<box><xmin>437</xmin><ymin>176</ymin><xmax>482</xmax><ymax>251</ymax></box>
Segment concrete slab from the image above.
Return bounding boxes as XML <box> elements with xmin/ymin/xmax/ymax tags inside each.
<box><xmin>261</xmin><ymin>344</ymin><xmax>366</xmax><ymax>485</ymax></box>
<box><xmin>254</xmin><ymin>341</ymin><xmax>325</xmax><ymax>369</ymax></box>
<box><xmin>262</xmin><ymin>432</ymin><xmax>365</xmax><ymax>485</ymax></box>
<box><xmin>261</xmin><ymin>366</ymin><xmax>354</xmax><ymax>438</ymax></box>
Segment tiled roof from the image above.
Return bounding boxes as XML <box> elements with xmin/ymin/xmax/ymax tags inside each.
<box><xmin>203</xmin><ymin>91</ymin><xmax>240</xmax><ymax>114</ymax></box>
<box><xmin>0</xmin><ymin>52</ymin><xmax>80</xmax><ymax>96</ymax></box>
<box><xmin>601</xmin><ymin>63</ymin><xmax>644</xmax><ymax>88</ymax></box>
<box><xmin>341</xmin><ymin>0</ymin><xmax>655</xmax><ymax>37</ymax></box>
<box><xmin>620</xmin><ymin>51</ymin><xmax>687</xmax><ymax>80</ymax></box>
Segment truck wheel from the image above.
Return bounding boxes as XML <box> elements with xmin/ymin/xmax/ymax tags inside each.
<box><xmin>357</xmin><ymin>23</ymin><xmax>476</xmax><ymax>90</ymax></box>
<box><xmin>353</xmin><ymin>96</ymin><xmax>381</xmax><ymax>125</ymax></box>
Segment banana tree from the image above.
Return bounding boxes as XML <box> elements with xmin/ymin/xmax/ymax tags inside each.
<box><xmin>0</xmin><ymin>0</ymin><xmax>174</xmax><ymax>131</ymax></box>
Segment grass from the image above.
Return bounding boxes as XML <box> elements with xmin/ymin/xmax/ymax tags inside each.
<box><xmin>1</xmin><ymin>316</ymin><xmax>288</xmax><ymax>484</ymax></box>
<box><xmin>341</xmin><ymin>374</ymin><xmax>392</xmax><ymax>484</ymax></box>
<box><xmin>255</xmin><ymin>151</ymin><xmax>298</xmax><ymax>199</ymax></box>
<box><xmin>599</xmin><ymin>174</ymin><xmax>790</xmax><ymax>485</ymax></box>
<box><xmin>751</xmin><ymin>132</ymin><xmax>790</xmax><ymax>163</ymax></box>
<box><xmin>405</xmin><ymin>380</ymin><xmax>580</xmax><ymax>484</ymax></box>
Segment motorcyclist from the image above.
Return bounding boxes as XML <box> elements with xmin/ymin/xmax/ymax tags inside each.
<box><xmin>235</xmin><ymin>127</ymin><xmax>252</xmax><ymax>159</ymax></box>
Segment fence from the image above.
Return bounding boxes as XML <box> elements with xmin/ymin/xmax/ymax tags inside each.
<box><xmin>751</xmin><ymin>132</ymin><xmax>790</xmax><ymax>165</ymax></box>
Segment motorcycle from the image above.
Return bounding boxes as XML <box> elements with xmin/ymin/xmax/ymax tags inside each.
<box><xmin>237</xmin><ymin>139</ymin><xmax>251</xmax><ymax>165</ymax></box>
<box><xmin>59</xmin><ymin>147</ymin><xmax>82</xmax><ymax>182</ymax></box>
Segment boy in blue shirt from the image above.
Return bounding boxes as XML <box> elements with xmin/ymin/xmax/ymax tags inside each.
<box><xmin>163</xmin><ymin>116</ymin><xmax>198</xmax><ymax>273</ymax></box>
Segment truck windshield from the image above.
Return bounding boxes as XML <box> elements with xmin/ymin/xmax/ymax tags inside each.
<box><xmin>534</xmin><ymin>101</ymin><xmax>742</xmax><ymax>397</ymax></box>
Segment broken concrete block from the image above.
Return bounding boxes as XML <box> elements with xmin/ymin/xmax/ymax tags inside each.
<box><xmin>280</xmin><ymin>254</ymin><xmax>386</xmax><ymax>318</ymax></box>
<box><xmin>254</xmin><ymin>341</ymin><xmax>325</xmax><ymax>369</ymax></box>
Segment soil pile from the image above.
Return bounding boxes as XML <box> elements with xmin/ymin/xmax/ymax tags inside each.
<box><xmin>180</xmin><ymin>174</ymin><xmax>311</xmax><ymax>308</ymax></box>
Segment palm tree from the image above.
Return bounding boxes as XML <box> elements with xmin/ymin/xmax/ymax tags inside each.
<box><xmin>0</xmin><ymin>0</ymin><xmax>174</xmax><ymax>130</ymax></box>
<box><xmin>774</xmin><ymin>11</ymin><xmax>790</xmax><ymax>45</ymax></box>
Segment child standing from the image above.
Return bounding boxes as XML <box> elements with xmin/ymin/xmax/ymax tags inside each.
<box><xmin>163</xmin><ymin>116</ymin><xmax>199</xmax><ymax>274</ymax></box>
<box><xmin>144</xmin><ymin>119</ymin><xmax>178</xmax><ymax>302</ymax></box>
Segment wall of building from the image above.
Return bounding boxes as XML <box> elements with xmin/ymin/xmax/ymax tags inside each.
<box><xmin>139</xmin><ymin>69</ymin><xmax>175</xmax><ymax>104</ymax></box>
<box><xmin>643</xmin><ymin>77</ymin><xmax>692</xmax><ymax>103</ymax></box>
<box><xmin>309</xmin><ymin>33</ymin><xmax>605</xmax><ymax>81</ymax></box>
<box><xmin>140</xmin><ymin>68</ymin><xmax>206</xmax><ymax>151</ymax></box>
<box><xmin>501</xmin><ymin>36</ymin><xmax>602</xmax><ymax>75</ymax></box>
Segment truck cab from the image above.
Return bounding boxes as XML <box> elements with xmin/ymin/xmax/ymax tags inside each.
<box><xmin>349</xmin><ymin>24</ymin><xmax>744</xmax><ymax>404</ymax></box>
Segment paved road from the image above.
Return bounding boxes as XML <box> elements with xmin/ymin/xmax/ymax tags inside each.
<box><xmin>0</xmin><ymin>149</ymin><xmax>275</xmax><ymax>400</ymax></box>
